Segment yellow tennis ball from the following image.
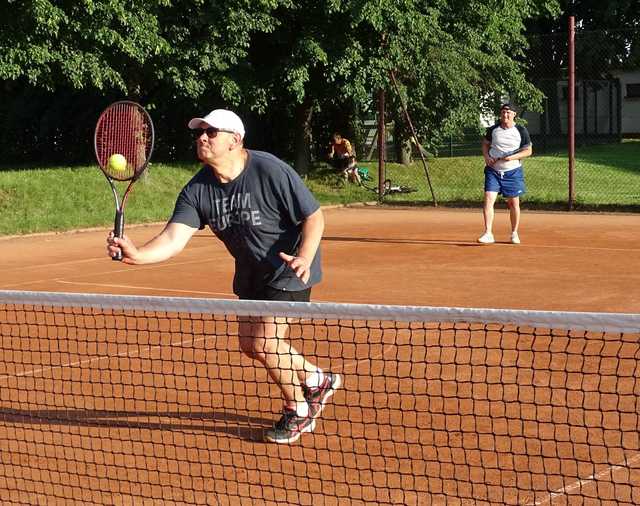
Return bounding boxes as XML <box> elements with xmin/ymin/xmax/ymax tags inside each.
<box><xmin>107</xmin><ymin>153</ymin><xmax>127</xmax><ymax>172</ymax></box>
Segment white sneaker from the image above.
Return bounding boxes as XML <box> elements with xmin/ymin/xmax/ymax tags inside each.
<box><xmin>511</xmin><ymin>232</ymin><xmax>521</xmax><ymax>244</ymax></box>
<box><xmin>477</xmin><ymin>232</ymin><xmax>495</xmax><ymax>244</ymax></box>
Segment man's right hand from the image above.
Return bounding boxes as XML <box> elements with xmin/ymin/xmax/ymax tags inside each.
<box><xmin>105</xmin><ymin>222</ymin><xmax>198</xmax><ymax>266</ymax></box>
<box><xmin>107</xmin><ymin>231</ymin><xmax>137</xmax><ymax>264</ymax></box>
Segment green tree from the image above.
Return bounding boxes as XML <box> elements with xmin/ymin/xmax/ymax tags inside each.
<box><xmin>0</xmin><ymin>0</ymin><xmax>562</xmax><ymax>168</ymax></box>
<box><xmin>238</xmin><ymin>0</ymin><xmax>562</xmax><ymax>169</ymax></box>
<box><xmin>0</xmin><ymin>0</ymin><xmax>168</xmax><ymax>92</ymax></box>
<box><xmin>0</xmin><ymin>0</ymin><xmax>290</xmax><ymax>161</ymax></box>
<box><xmin>0</xmin><ymin>0</ymin><xmax>291</xmax><ymax>97</ymax></box>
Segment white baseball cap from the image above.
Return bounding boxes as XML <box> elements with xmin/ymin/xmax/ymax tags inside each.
<box><xmin>187</xmin><ymin>109</ymin><xmax>245</xmax><ymax>139</ymax></box>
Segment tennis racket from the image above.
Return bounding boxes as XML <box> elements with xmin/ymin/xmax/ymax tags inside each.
<box><xmin>494</xmin><ymin>146</ymin><xmax>529</xmax><ymax>161</ymax></box>
<box><xmin>94</xmin><ymin>101</ymin><xmax>155</xmax><ymax>261</ymax></box>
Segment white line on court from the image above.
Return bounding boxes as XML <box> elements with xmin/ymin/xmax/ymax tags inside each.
<box><xmin>339</xmin><ymin>345</ymin><xmax>396</xmax><ymax>373</ymax></box>
<box><xmin>0</xmin><ymin>333</ymin><xmax>395</xmax><ymax>406</ymax></box>
<box><xmin>0</xmin><ymin>338</ymin><xmax>395</xmax><ymax>383</ymax></box>
<box><xmin>511</xmin><ymin>244</ymin><xmax>640</xmax><ymax>253</ymax></box>
<box><xmin>1</xmin><ymin>279</ymin><xmax>69</xmax><ymax>290</ymax></box>
<box><xmin>2</xmin><ymin>239</ymin><xmax>639</xmax><ymax>278</ymax></box>
<box><xmin>3</xmin><ymin>256</ymin><xmax>218</xmax><ymax>274</ymax></box>
<box><xmin>0</xmin><ymin>257</ymin><xmax>232</xmax><ymax>293</ymax></box>
<box><xmin>530</xmin><ymin>453</ymin><xmax>640</xmax><ymax>505</ymax></box>
<box><xmin>55</xmin><ymin>279</ymin><xmax>233</xmax><ymax>297</ymax></box>
<box><xmin>4</xmin><ymin>257</ymin><xmax>106</xmax><ymax>271</ymax></box>
<box><xmin>0</xmin><ymin>335</ymin><xmax>206</xmax><ymax>382</ymax></box>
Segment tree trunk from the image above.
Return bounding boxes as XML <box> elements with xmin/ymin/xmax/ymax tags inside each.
<box><xmin>293</xmin><ymin>100</ymin><xmax>313</xmax><ymax>175</ymax></box>
<box><xmin>399</xmin><ymin>138</ymin><xmax>412</xmax><ymax>165</ymax></box>
<box><xmin>394</xmin><ymin>121</ymin><xmax>412</xmax><ymax>165</ymax></box>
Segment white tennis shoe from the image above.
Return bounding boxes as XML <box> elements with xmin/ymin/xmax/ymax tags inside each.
<box><xmin>511</xmin><ymin>232</ymin><xmax>521</xmax><ymax>244</ymax></box>
<box><xmin>477</xmin><ymin>232</ymin><xmax>495</xmax><ymax>244</ymax></box>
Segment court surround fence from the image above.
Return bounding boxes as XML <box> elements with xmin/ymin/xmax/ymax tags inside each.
<box><xmin>356</xmin><ymin>29</ymin><xmax>640</xmax><ymax>211</ymax></box>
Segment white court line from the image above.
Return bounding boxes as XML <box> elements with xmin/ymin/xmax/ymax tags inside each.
<box><xmin>1</xmin><ymin>279</ymin><xmax>68</xmax><ymax>290</ymax></box>
<box><xmin>0</xmin><ymin>331</ymin><xmax>397</xmax><ymax>411</ymax></box>
<box><xmin>488</xmin><ymin>244</ymin><xmax>640</xmax><ymax>253</ymax></box>
<box><xmin>55</xmin><ymin>279</ymin><xmax>233</xmax><ymax>298</ymax></box>
<box><xmin>5</xmin><ymin>258</ymin><xmax>105</xmax><ymax>271</ymax></box>
<box><xmin>339</xmin><ymin>344</ymin><xmax>396</xmax><ymax>373</ymax></box>
<box><xmin>0</xmin><ymin>256</ymin><xmax>233</xmax><ymax>293</ymax></box>
<box><xmin>0</xmin><ymin>335</ymin><xmax>206</xmax><ymax>382</ymax></box>
<box><xmin>0</xmin><ymin>339</ymin><xmax>395</xmax><ymax>383</ymax></box>
<box><xmin>531</xmin><ymin>453</ymin><xmax>640</xmax><ymax>505</ymax></box>
<box><xmin>3</xmin><ymin>241</ymin><xmax>639</xmax><ymax>278</ymax></box>
<box><xmin>0</xmin><ymin>278</ymin><xmax>233</xmax><ymax>297</ymax></box>
<box><xmin>2</xmin><ymin>255</ymin><xmax>220</xmax><ymax>275</ymax></box>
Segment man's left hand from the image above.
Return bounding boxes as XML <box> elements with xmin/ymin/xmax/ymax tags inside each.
<box><xmin>279</xmin><ymin>252</ymin><xmax>311</xmax><ymax>284</ymax></box>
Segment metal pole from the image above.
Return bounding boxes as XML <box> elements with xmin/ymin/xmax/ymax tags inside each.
<box><xmin>568</xmin><ymin>14</ymin><xmax>576</xmax><ymax>210</ymax></box>
<box><xmin>609</xmin><ymin>81</ymin><xmax>613</xmax><ymax>136</ymax></box>
<box><xmin>377</xmin><ymin>88</ymin><xmax>386</xmax><ymax>201</ymax></box>
<box><xmin>389</xmin><ymin>70</ymin><xmax>437</xmax><ymax>206</ymax></box>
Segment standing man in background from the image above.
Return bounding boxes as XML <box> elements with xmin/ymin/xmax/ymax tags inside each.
<box><xmin>479</xmin><ymin>103</ymin><xmax>532</xmax><ymax>245</ymax></box>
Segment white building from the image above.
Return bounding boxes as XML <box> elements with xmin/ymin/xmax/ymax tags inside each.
<box><xmin>520</xmin><ymin>71</ymin><xmax>640</xmax><ymax>137</ymax></box>
<box><xmin>614</xmin><ymin>70</ymin><xmax>640</xmax><ymax>136</ymax></box>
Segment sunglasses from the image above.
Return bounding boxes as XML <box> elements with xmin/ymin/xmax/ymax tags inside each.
<box><xmin>194</xmin><ymin>127</ymin><xmax>237</xmax><ymax>138</ymax></box>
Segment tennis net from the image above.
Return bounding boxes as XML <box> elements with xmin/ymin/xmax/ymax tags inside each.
<box><xmin>0</xmin><ymin>290</ymin><xmax>638</xmax><ymax>505</ymax></box>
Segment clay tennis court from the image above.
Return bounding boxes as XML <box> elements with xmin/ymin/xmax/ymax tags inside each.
<box><xmin>0</xmin><ymin>207</ymin><xmax>639</xmax><ymax>505</ymax></box>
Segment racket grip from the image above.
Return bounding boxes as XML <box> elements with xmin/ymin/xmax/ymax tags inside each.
<box><xmin>112</xmin><ymin>209</ymin><xmax>124</xmax><ymax>262</ymax></box>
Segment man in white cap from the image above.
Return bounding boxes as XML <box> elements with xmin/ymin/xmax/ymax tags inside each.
<box><xmin>107</xmin><ymin>109</ymin><xmax>340</xmax><ymax>443</ymax></box>
<box><xmin>478</xmin><ymin>103</ymin><xmax>532</xmax><ymax>245</ymax></box>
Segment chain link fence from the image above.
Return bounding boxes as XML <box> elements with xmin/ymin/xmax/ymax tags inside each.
<box><xmin>359</xmin><ymin>29</ymin><xmax>640</xmax><ymax>211</ymax></box>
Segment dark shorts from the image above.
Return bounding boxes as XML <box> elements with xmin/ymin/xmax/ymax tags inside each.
<box><xmin>484</xmin><ymin>166</ymin><xmax>526</xmax><ymax>198</ymax></box>
<box><xmin>239</xmin><ymin>285</ymin><xmax>312</xmax><ymax>302</ymax></box>
<box><xmin>330</xmin><ymin>155</ymin><xmax>354</xmax><ymax>170</ymax></box>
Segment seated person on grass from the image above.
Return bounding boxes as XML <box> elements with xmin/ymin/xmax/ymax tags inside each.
<box><xmin>328</xmin><ymin>133</ymin><xmax>358</xmax><ymax>182</ymax></box>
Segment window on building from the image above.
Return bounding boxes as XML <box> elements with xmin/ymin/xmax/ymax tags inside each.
<box><xmin>626</xmin><ymin>83</ymin><xmax>640</xmax><ymax>98</ymax></box>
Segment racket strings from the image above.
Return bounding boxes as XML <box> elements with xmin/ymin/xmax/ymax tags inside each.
<box><xmin>95</xmin><ymin>102</ymin><xmax>153</xmax><ymax>181</ymax></box>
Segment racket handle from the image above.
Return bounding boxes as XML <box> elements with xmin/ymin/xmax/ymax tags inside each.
<box><xmin>112</xmin><ymin>209</ymin><xmax>124</xmax><ymax>262</ymax></box>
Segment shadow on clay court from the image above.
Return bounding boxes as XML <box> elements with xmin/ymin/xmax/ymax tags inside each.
<box><xmin>0</xmin><ymin>407</ymin><xmax>271</xmax><ymax>442</ymax></box>
<box><xmin>324</xmin><ymin>236</ymin><xmax>480</xmax><ymax>247</ymax></box>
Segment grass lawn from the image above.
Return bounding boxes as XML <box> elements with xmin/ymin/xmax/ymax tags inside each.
<box><xmin>0</xmin><ymin>163</ymin><xmax>198</xmax><ymax>235</ymax></box>
<box><xmin>347</xmin><ymin>139</ymin><xmax>640</xmax><ymax>209</ymax></box>
<box><xmin>0</xmin><ymin>141</ymin><xmax>638</xmax><ymax>236</ymax></box>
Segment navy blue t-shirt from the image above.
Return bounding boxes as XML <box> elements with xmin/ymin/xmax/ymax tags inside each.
<box><xmin>169</xmin><ymin>150</ymin><xmax>322</xmax><ymax>297</ymax></box>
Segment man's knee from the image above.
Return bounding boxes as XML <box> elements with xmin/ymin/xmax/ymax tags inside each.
<box><xmin>238</xmin><ymin>335</ymin><xmax>270</xmax><ymax>359</ymax></box>
<box><xmin>484</xmin><ymin>191</ymin><xmax>498</xmax><ymax>205</ymax></box>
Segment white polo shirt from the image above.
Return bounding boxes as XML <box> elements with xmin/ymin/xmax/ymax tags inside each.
<box><xmin>485</xmin><ymin>123</ymin><xmax>531</xmax><ymax>172</ymax></box>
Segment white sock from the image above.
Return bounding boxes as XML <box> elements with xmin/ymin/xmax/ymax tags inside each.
<box><xmin>296</xmin><ymin>402</ymin><xmax>309</xmax><ymax>417</ymax></box>
<box><xmin>305</xmin><ymin>369</ymin><xmax>324</xmax><ymax>389</ymax></box>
